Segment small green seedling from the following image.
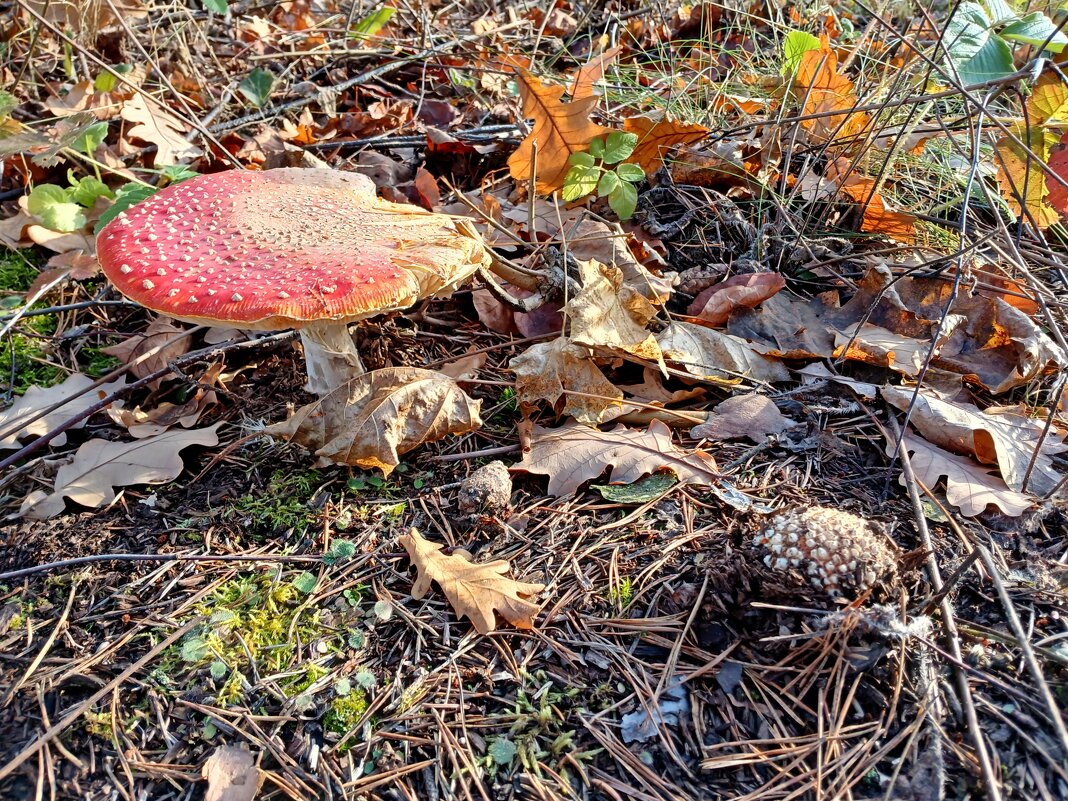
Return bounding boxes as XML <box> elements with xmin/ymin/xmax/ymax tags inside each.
<box><xmin>562</xmin><ymin>132</ymin><xmax>645</xmax><ymax>220</ymax></box>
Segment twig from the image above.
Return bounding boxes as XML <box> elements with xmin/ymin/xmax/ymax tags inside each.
<box><xmin>0</xmin><ymin>552</ymin><xmax>325</xmax><ymax>583</ymax></box>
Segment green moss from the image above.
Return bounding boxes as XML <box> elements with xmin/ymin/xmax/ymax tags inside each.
<box><xmin>1</xmin><ymin>331</ymin><xmax>63</xmax><ymax>392</ymax></box>
<box><xmin>0</xmin><ymin>251</ymin><xmax>38</xmax><ymax>292</ymax></box>
<box><xmin>230</xmin><ymin>469</ymin><xmax>322</xmax><ymax>533</ymax></box>
<box><xmin>324</xmin><ymin>688</ymin><xmax>369</xmax><ymax>735</ymax></box>
<box><xmin>79</xmin><ymin>346</ymin><xmax>121</xmax><ymax>378</ymax></box>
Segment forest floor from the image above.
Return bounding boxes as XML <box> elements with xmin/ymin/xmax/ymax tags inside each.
<box><xmin>1</xmin><ymin>1</ymin><xmax>1067</xmax><ymax>800</ymax></box>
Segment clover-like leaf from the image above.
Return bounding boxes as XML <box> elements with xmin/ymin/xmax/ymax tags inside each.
<box><xmin>597</xmin><ymin>169</ymin><xmax>621</xmax><ymax>197</ymax></box>
<box><xmin>562</xmin><ymin>163</ymin><xmax>600</xmax><ymax>201</ymax></box>
<box><xmin>69</xmin><ymin>174</ymin><xmax>114</xmax><ymax>207</ymax></box>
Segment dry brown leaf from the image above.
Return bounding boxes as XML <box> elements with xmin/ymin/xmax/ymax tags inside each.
<box><xmin>102</xmin><ymin>317</ymin><xmax>192</xmax><ymax>384</ymax></box>
<box><xmin>120</xmin><ymin>94</ymin><xmax>203</xmax><ymax>166</ymax></box>
<box><xmin>889</xmin><ymin>432</ymin><xmax>1033</xmax><ymax>517</ymax></box>
<box><xmin>470</xmin><ymin>285</ymin><xmax>564</xmax><ymax>337</ymax></box>
<box><xmin>439</xmin><ymin>351</ymin><xmax>487</xmax><ymax>381</ymax></box>
<box><xmin>622</xmin><ymin>115</ymin><xmax>710</xmax><ymax>172</ymax></box>
<box><xmin>507</xmin><ymin>70</ymin><xmax>612</xmax><ymax>193</ymax></box>
<box><xmin>26</xmin><ymin>252</ymin><xmax>102</xmax><ymax>297</ymax></box>
<box><xmin>567</xmin><ymin>219</ymin><xmax>676</xmax><ymax>301</ymax></box>
<box><xmin>794</xmin><ymin>47</ymin><xmax>870</xmax><ymax>143</ymax></box>
<box><xmin>107</xmin><ymin>364</ymin><xmax>223</xmax><ymax>437</ymax></box>
<box><xmin>0</xmin><ymin>373</ymin><xmax>127</xmax><ymax>450</ymax></box>
<box><xmin>687</xmin><ymin>273</ymin><xmax>785</xmax><ymax>326</ymax></box>
<box><xmin>202</xmin><ymin>745</ymin><xmax>263</xmax><ymax>801</ymax></box>
<box><xmin>826</xmin><ymin>160</ymin><xmax>917</xmax><ymax>244</ymax></box>
<box><xmin>400</xmin><ymin>528</ymin><xmax>544</xmax><ymax>634</ymax></box>
<box><xmin>618</xmin><ymin>368</ymin><xmax>705</xmax><ymax>406</ymax></box>
<box><xmin>266</xmin><ymin>367</ymin><xmax>482</xmax><ymax>474</ymax></box>
<box><xmin>509</xmin><ymin>337</ymin><xmax>623</xmax><ymax>424</ymax></box>
<box><xmin>565</xmin><ymin>259</ymin><xmax>662</xmax><ymax>363</ymax></box>
<box><xmin>518</xmin><ymin>418</ymin><xmax>718</xmax><ymax>497</ymax></box>
<box><xmin>690</xmin><ymin>394</ymin><xmax>791</xmax><ymax>442</ymax></box>
<box><xmin>657</xmin><ymin>321</ymin><xmax>790</xmax><ymax>384</ymax></box>
<box><xmin>571</xmin><ymin>46</ymin><xmax>623</xmax><ymax>100</ymax></box>
<box><xmin>20</xmin><ymin>423</ymin><xmax>221</xmax><ymax>519</ymax></box>
<box><xmin>833</xmin><ymin>322</ymin><xmax>938</xmax><ymax>377</ymax></box>
<box><xmin>727</xmin><ymin>292</ymin><xmax>836</xmax><ymax>359</ymax></box>
<box><xmin>881</xmin><ymin>386</ymin><xmax>1067</xmax><ymax>495</ymax></box>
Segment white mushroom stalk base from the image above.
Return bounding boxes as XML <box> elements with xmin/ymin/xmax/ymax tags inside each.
<box><xmin>299</xmin><ymin>321</ymin><xmax>366</xmax><ymax>396</ymax></box>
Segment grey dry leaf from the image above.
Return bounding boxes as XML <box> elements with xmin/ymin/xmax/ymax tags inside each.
<box><xmin>399</xmin><ymin>528</ymin><xmax>544</xmax><ymax>634</ymax></box>
<box><xmin>438</xmin><ymin>351</ymin><xmax>487</xmax><ymax>381</ymax></box>
<box><xmin>565</xmin><ymin>258</ymin><xmax>663</xmax><ymax>364</ymax></box>
<box><xmin>833</xmin><ymin>322</ymin><xmax>941</xmax><ymax>377</ymax></box>
<box><xmin>266</xmin><ymin>367</ymin><xmax>481</xmax><ymax>474</ymax></box>
<box><xmin>690</xmin><ymin>393</ymin><xmax>791</xmax><ymax>442</ymax></box>
<box><xmin>0</xmin><ymin>373</ymin><xmax>127</xmax><ymax>450</ymax></box>
<box><xmin>509</xmin><ymin>337</ymin><xmax>623</xmax><ymax>425</ymax></box>
<box><xmin>658</xmin><ymin>321</ymin><xmax>790</xmax><ymax>384</ymax></box>
<box><xmin>202</xmin><ymin>745</ymin><xmax>263</xmax><ymax>801</ymax></box>
<box><xmin>881</xmin><ymin>386</ymin><xmax>1067</xmax><ymax>495</ymax></box>
<box><xmin>120</xmin><ymin>94</ymin><xmax>203</xmax><ymax>166</ymax></box>
<box><xmin>889</xmin><ymin>432</ymin><xmax>1033</xmax><ymax>517</ymax></box>
<box><xmin>101</xmin><ymin>317</ymin><xmax>191</xmax><ymax>382</ymax></box>
<box><xmin>19</xmin><ymin>423</ymin><xmax>221</xmax><ymax>520</ymax></box>
<box><xmin>518</xmin><ymin>418</ymin><xmax>718</xmax><ymax>497</ymax></box>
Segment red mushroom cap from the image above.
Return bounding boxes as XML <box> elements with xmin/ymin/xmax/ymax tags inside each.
<box><xmin>96</xmin><ymin>168</ymin><xmax>487</xmax><ymax>329</ymax></box>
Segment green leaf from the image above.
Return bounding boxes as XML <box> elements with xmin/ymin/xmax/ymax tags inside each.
<box><xmin>349</xmin><ymin>5</ymin><xmax>396</xmax><ymax>40</ymax></box>
<box><xmin>602</xmin><ymin>131</ymin><xmax>638</xmax><ymax>164</ymax></box>
<box><xmin>0</xmin><ymin>90</ymin><xmax>17</xmax><ymax>119</ymax></box>
<box><xmin>782</xmin><ymin>30</ymin><xmax>822</xmax><ymax>74</ymax></box>
<box><xmin>597</xmin><ymin>170</ymin><xmax>621</xmax><ymax>197</ymax></box>
<box><xmin>238</xmin><ymin>68</ymin><xmax>275</xmax><ymax>108</ymax></box>
<box><xmin>608</xmin><ymin>180</ymin><xmax>638</xmax><ymax>220</ymax></box>
<box><xmin>488</xmin><ymin>738</ymin><xmax>517</xmax><ymax>766</ymax></box>
<box><xmin>94</xmin><ymin>183</ymin><xmax>157</xmax><ymax>234</ymax></box>
<box><xmin>70</xmin><ymin>121</ymin><xmax>109</xmax><ymax>154</ymax></box>
<box><xmin>943</xmin><ymin>3</ymin><xmax>1016</xmax><ymax>87</ymax></box>
<box><xmin>568</xmin><ymin>151</ymin><xmax>596</xmax><ymax>168</ymax></box>
<box><xmin>562</xmin><ymin>164</ymin><xmax>600</xmax><ymax>201</ymax></box>
<box><xmin>68</xmin><ymin>173</ymin><xmax>114</xmax><ymax>207</ymax></box>
<box><xmin>94</xmin><ymin>64</ymin><xmax>132</xmax><ymax>93</ymax></box>
<box><xmin>615</xmin><ymin>162</ymin><xmax>645</xmax><ymax>183</ymax></box>
<box><xmin>203</xmin><ymin>0</ymin><xmax>228</xmax><ymax>13</ymax></box>
<box><xmin>209</xmin><ymin>660</ymin><xmax>228</xmax><ymax>680</ymax></box>
<box><xmin>588</xmin><ymin>137</ymin><xmax>605</xmax><ymax>159</ymax></box>
<box><xmin>324</xmin><ymin>538</ymin><xmax>357</xmax><ymax>565</ymax></box>
<box><xmin>593</xmin><ymin>471</ymin><xmax>677</xmax><ymax>503</ymax></box>
<box><xmin>180</xmin><ymin>636</ymin><xmax>210</xmax><ymax>663</ymax></box>
<box><xmin>1001</xmin><ymin>13</ymin><xmax>1068</xmax><ymax>53</ymax></box>
<box><xmin>292</xmin><ymin>571</ymin><xmax>318</xmax><ymax>594</ymax></box>
<box><xmin>159</xmin><ymin>164</ymin><xmax>199</xmax><ymax>186</ymax></box>
<box><xmin>27</xmin><ymin>184</ymin><xmax>86</xmax><ymax>232</ymax></box>
<box><xmin>983</xmin><ymin>0</ymin><xmax>1018</xmax><ymax>24</ymax></box>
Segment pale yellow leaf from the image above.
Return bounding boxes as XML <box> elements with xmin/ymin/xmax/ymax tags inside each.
<box><xmin>657</xmin><ymin>321</ymin><xmax>790</xmax><ymax>384</ymax></box>
<box><xmin>565</xmin><ymin>259</ymin><xmax>662</xmax><ymax>363</ymax></box>
<box><xmin>509</xmin><ymin>337</ymin><xmax>623</xmax><ymax>424</ymax></box>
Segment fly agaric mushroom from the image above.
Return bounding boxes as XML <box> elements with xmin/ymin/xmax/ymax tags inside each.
<box><xmin>96</xmin><ymin>168</ymin><xmax>490</xmax><ymax>395</ymax></box>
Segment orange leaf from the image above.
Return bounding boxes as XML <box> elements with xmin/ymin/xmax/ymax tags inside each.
<box><xmin>996</xmin><ymin>124</ymin><xmax>1061</xmax><ymax>229</ymax></box>
<box><xmin>830</xmin><ymin>160</ymin><xmax>916</xmax><ymax>243</ymax></box>
<box><xmin>622</xmin><ymin>115</ymin><xmax>709</xmax><ymax>172</ymax></box>
<box><xmin>794</xmin><ymin>48</ymin><xmax>869</xmax><ymax>143</ymax></box>
<box><xmin>571</xmin><ymin>46</ymin><xmax>622</xmax><ymax>100</ymax></box>
<box><xmin>1026</xmin><ymin>72</ymin><xmax>1068</xmax><ymax>124</ymax></box>
<box><xmin>507</xmin><ymin>69</ymin><xmax>611</xmax><ymax>193</ymax></box>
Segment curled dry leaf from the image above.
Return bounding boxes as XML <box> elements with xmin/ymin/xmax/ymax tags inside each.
<box><xmin>793</xmin><ymin>46</ymin><xmax>870</xmax><ymax>144</ymax></box>
<box><xmin>471</xmin><ymin>285</ymin><xmax>563</xmax><ymax>337</ymax></box>
<box><xmin>622</xmin><ymin>115</ymin><xmax>710</xmax><ymax>172</ymax></box>
<box><xmin>439</xmin><ymin>351</ymin><xmax>487</xmax><ymax>381</ymax></box>
<box><xmin>107</xmin><ymin>363</ymin><xmax>224</xmax><ymax>437</ymax></box>
<box><xmin>658</xmin><ymin>321</ymin><xmax>790</xmax><ymax>384</ymax></box>
<box><xmin>518</xmin><ymin>418</ymin><xmax>718</xmax><ymax>497</ymax></box>
<box><xmin>266</xmin><ymin>367</ymin><xmax>482</xmax><ymax>474</ymax></box>
<box><xmin>888</xmin><ymin>432</ymin><xmax>1033</xmax><ymax>517</ymax></box>
<box><xmin>881</xmin><ymin>386</ymin><xmax>1067</xmax><ymax>495</ymax></box>
<box><xmin>687</xmin><ymin>273</ymin><xmax>786</xmax><ymax>326</ymax></box>
<box><xmin>400</xmin><ymin>528</ymin><xmax>544</xmax><ymax>634</ymax></box>
<box><xmin>567</xmin><ymin>219</ymin><xmax>676</xmax><ymax>301</ymax></box>
<box><xmin>727</xmin><ymin>293</ymin><xmax>836</xmax><ymax>359</ymax></box>
<box><xmin>506</xmin><ymin>69</ymin><xmax>611</xmax><ymax>193</ymax></box>
<box><xmin>120</xmin><ymin>94</ymin><xmax>203</xmax><ymax>166</ymax></box>
<box><xmin>0</xmin><ymin>373</ymin><xmax>127</xmax><ymax>450</ymax></box>
<box><xmin>509</xmin><ymin>337</ymin><xmax>623</xmax><ymax>425</ymax></box>
<box><xmin>565</xmin><ymin>259</ymin><xmax>662</xmax><ymax>363</ymax></box>
<box><xmin>20</xmin><ymin>423</ymin><xmax>222</xmax><ymax>520</ymax></box>
<box><xmin>690</xmin><ymin>393</ymin><xmax>791</xmax><ymax>443</ymax></box>
<box><xmin>202</xmin><ymin>745</ymin><xmax>263</xmax><ymax>801</ymax></box>
<box><xmin>102</xmin><ymin>317</ymin><xmax>192</xmax><ymax>383</ymax></box>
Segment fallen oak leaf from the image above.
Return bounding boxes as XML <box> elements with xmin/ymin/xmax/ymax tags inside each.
<box><xmin>509</xmin><ymin>336</ymin><xmax>624</xmax><ymax>424</ymax></box>
<box><xmin>120</xmin><ymin>94</ymin><xmax>203</xmax><ymax>166</ymax></box>
<box><xmin>658</xmin><ymin>321</ymin><xmax>790</xmax><ymax>384</ymax></box>
<box><xmin>566</xmin><ymin>258</ymin><xmax>663</xmax><ymax>364</ymax></box>
<box><xmin>687</xmin><ymin>273</ymin><xmax>786</xmax><ymax>326</ymax></box>
<box><xmin>0</xmin><ymin>373</ymin><xmax>127</xmax><ymax>450</ymax></box>
<box><xmin>102</xmin><ymin>317</ymin><xmax>192</xmax><ymax>384</ymax></box>
<box><xmin>507</xmin><ymin>69</ymin><xmax>612</xmax><ymax>193</ymax></box>
<box><xmin>19</xmin><ymin>423</ymin><xmax>222</xmax><ymax>520</ymax></box>
<box><xmin>622</xmin><ymin>115</ymin><xmax>710</xmax><ymax>172</ymax></box>
<box><xmin>571</xmin><ymin>46</ymin><xmax>623</xmax><ymax>100</ymax></box>
<box><xmin>793</xmin><ymin>46</ymin><xmax>870</xmax><ymax>143</ymax></box>
<box><xmin>400</xmin><ymin>527</ymin><xmax>544</xmax><ymax>634</ymax></box>
<box><xmin>266</xmin><ymin>367</ymin><xmax>481</xmax><ymax>474</ymax></box>
<box><xmin>518</xmin><ymin>418</ymin><xmax>719</xmax><ymax>497</ymax></box>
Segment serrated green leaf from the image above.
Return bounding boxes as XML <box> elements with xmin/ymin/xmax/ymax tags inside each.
<box><xmin>593</xmin><ymin>471</ymin><xmax>677</xmax><ymax>503</ymax></box>
<box><xmin>608</xmin><ymin>180</ymin><xmax>638</xmax><ymax>220</ymax></box>
<box><xmin>349</xmin><ymin>5</ymin><xmax>396</xmax><ymax>40</ymax></box>
<box><xmin>68</xmin><ymin>174</ymin><xmax>114</xmax><ymax>207</ymax></box>
<box><xmin>983</xmin><ymin>0</ymin><xmax>1018</xmax><ymax>24</ymax></box>
<box><xmin>615</xmin><ymin>162</ymin><xmax>645</xmax><ymax>183</ymax></box>
<box><xmin>597</xmin><ymin>170</ymin><xmax>621</xmax><ymax>197</ymax></box>
<box><xmin>70</xmin><ymin>121</ymin><xmax>109</xmax><ymax>154</ymax></box>
<box><xmin>588</xmin><ymin>137</ymin><xmax>605</xmax><ymax>159</ymax></box>
<box><xmin>782</xmin><ymin>30</ymin><xmax>822</xmax><ymax>74</ymax></box>
<box><xmin>488</xmin><ymin>738</ymin><xmax>517</xmax><ymax>766</ymax></box>
<box><xmin>569</xmin><ymin>151</ymin><xmax>596</xmax><ymax>168</ymax></box>
<box><xmin>292</xmin><ymin>571</ymin><xmax>318</xmax><ymax>594</ymax></box>
<box><xmin>159</xmin><ymin>164</ymin><xmax>199</xmax><ymax>186</ymax></box>
<box><xmin>1001</xmin><ymin>12</ymin><xmax>1068</xmax><ymax>52</ymax></box>
<box><xmin>325</xmin><ymin>539</ymin><xmax>357</xmax><ymax>565</ymax></box>
<box><xmin>181</xmin><ymin>636</ymin><xmax>210</xmax><ymax>663</ymax></box>
<box><xmin>602</xmin><ymin>131</ymin><xmax>638</xmax><ymax>164</ymax></box>
<box><xmin>27</xmin><ymin>184</ymin><xmax>86</xmax><ymax>232</ymax></box>
<box><xmin>203</xmin><ymin>0</ymin><xmax>228</xmax><ymax>13</ymax></box>
<box><xmin>944</xmin><ymin>3</ymin><xmax>1016</xmax><ymax>86</ymax></box>
<box><xmin>562</xmin><ymin>164</ymin><xmax>600</xmax><ymax>201</ymax></box>
<box><xmin>238</xmin><ymin>68</ymin><xmax>275</xmax><ymax>108</ymax></box>
<box><xmin>94</xmin><ymin>183</ymin><xmax>158</xmax><ymax>234</ymax></box>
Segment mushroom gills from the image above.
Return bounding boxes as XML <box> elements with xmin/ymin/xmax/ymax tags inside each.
<box><xmin>299</xmin><ymin>320</ymin><xmax>366</xmax><ymax>395</ymax></box>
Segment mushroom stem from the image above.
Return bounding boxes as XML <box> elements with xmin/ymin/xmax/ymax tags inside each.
<box><xmin>299</xmin><ymin>320</ymin><xmax>365</xmax><ymax>396</ymax></box>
